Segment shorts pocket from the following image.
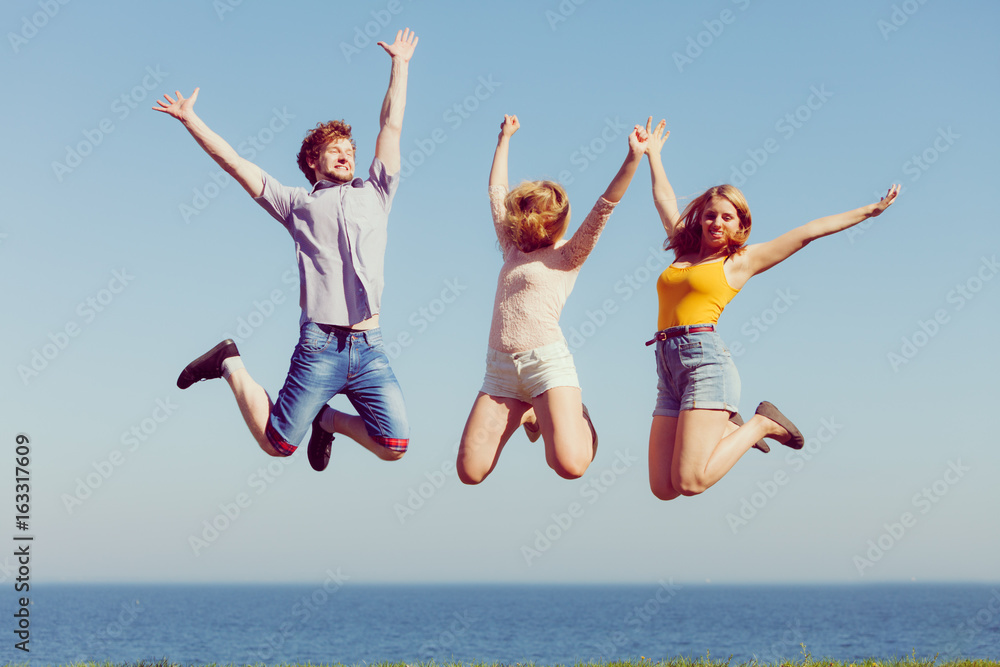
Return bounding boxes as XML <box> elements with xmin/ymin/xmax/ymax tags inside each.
<box><xmin>678</xmin><ymin>341</ymin><xmax>703</xmax><ymax>369</ymax></box>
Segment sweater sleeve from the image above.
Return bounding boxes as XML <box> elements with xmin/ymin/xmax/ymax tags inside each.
<box><xmin>489</xmin><ymin>184</ymin><xmax>513</xmax><ymax>253</ymax></box>
<box><xmin>559</xmin><ymin>196</ymin><xmax>618</xmax><ymax>269</ymax></box>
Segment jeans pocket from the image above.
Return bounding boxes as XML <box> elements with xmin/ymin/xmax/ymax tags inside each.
<box><xmin>299</xmin><ymin>324</ymin><xmax>330</xmax><ymax>353</ymax></box>
<box><xmin>678</xmin><ymin>341</ymin><xmax>703</xmax><ymax>369</ymax></box>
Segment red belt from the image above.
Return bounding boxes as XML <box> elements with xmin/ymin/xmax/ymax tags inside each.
<box><xmin>645</xmin><ymin>325</ymin><xmax>714</xmax><ymax>346</ymax></box>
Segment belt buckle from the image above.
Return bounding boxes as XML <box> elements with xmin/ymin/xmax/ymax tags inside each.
<box><xmin>644</xmin><ymin>330</ymin><xmax>667</xmax><ymax>346</ymax></box>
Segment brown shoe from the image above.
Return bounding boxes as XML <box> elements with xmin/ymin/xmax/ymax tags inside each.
<box><xmin>729</xmin><ymin>412</ymin><xmax>769</xmax><ymax>453</ymax></box>
<box><xmin>754</xmin><ymin>401</ymin><xmax>805</xmax><ymax>449</ymax></box>
<box><xmin>523</xmin><ymin>416</ymin><xmax>541</xmax><ymax>443</ymax></box>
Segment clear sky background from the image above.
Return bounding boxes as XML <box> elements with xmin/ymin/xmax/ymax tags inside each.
<box><xmin>1</xmin><ymin>0</ymin><xmax>998</xmax><ymax>585</ymax></box>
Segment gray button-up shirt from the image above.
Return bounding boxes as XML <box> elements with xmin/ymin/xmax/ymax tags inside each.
<box><xmin>254</xmin><ymin>158</ymin><xmax>399</xmax><ymax>326</ymax></box>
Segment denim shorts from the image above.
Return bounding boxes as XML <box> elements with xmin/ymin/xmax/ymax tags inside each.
<box><xmin>480</xmin><ymin>338</ymin><xmax>580</xmax><ymax>403</ymax></box>
<box><xmin>652</xmin><ymin>325</ymin><xmax>740</xmax><ymax>417</ymax></box>
<box><xmin>266</xmin><ymin>322</ymin><xmax>409</xmax><ymax>455</ymax></box>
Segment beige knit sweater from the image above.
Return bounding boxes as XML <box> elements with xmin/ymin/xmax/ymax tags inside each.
<box><xmin>488</xmin><ymin>184</ymin><xmax>618</xmax><ymax>353</ymax></box>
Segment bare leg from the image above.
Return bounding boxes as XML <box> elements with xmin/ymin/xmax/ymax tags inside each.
<box><xmin>648</xmin><ymin>415</ymin><xmax>681</xmax><ymax>501</ymax></box>
<box><xmin>456</xmin><ymin>393</ymin><xmax>530</xmax><ymax>484</ymax></box>
<box><xmin>671</xmin><ymin>409</ymin><xmax>785</xmax><ymax>496</ymax></box>
<box><xmin>322</xmin><ymin>409</ymin><xmax>405</xmax><ymax>461</ymax></box>
<box><xmin>225</xmin><ymin>367</ymin><xmax>283</xmax><ymax>457</ymax></box>
<box><xmin>532</xmin><ymin>386</ymin><xmax>594</xmax><ymax>479</ymax></box>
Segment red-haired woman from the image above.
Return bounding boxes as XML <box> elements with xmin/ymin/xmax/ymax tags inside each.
<box><xmin>642</xmin><ymin>117</ymin><xmax>899</xmax><ymax>500</ymax></box>
<box><xmin>456</xmin><ymin>115</ymin><xmax>648</xmax><ymax>484</ymax></box>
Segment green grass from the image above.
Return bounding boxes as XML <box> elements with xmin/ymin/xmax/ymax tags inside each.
<box><xmin>7</xmin><ymin>656</ymin><xmax>999</xmax><ymax>667</ymax></box>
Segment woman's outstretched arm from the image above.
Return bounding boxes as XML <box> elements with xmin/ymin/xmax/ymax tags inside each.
<box><xmin>644</xmin><ymin>117</ymin><xmax>683</xmax><ymax>240</ymax></box>
<box><xmin>601</xmin><ymin>123</ymin><xmax>649</xmax><ymax>203</ymax></box>
<box><xmin>737</xmin><ymin>185</ymin><xmax>901</xmax><ymax>280</ymax></box>
<box><xmin>489</xmin><ymin>114</ymin><xmax>519</xmax><ymax>189</ymax></box>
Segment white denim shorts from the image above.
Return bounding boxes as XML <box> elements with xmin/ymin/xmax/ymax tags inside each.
<box><xmin>480</xmin><ymin>338</ymin><xmax>580</xmax><ymax>402</ymax></box>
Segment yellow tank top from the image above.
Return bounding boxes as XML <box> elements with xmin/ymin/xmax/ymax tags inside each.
<box><xmin>656</xmin><ymin>259</ymin><xmax>740</xmax><ymax>329</ymax></box>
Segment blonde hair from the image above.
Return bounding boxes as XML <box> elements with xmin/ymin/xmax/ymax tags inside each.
<box><xmin>503</xmin><ymin>181</ymin><xmax>570</xmax><ymax>253</ymax></box>
<box><xmin>667</xmin><ymin>184</ymin><xmax>752</xmax><ymax>259</ymax></box>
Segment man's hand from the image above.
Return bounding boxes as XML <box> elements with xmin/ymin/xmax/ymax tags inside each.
<box><xmin>153</xmin><ymin>88</ymin><xmax>200</xmax><ymax>123</ymax></box>
<box><xmin>375</xmin><ymin>29</ymin><xmax>418</xmax><ymax>175</ymax></box>
<box><xmin>378</xmin><ymin>28</ymin><xmax>418</xmax><ymax>62</ymax></box>
<box><xmin>152</xmin><ymin>86</ymin><xmax>263</xmax><ymax>198</ymax></box>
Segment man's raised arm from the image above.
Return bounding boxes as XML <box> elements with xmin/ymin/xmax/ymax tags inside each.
<box><xmin>153</xmin><ymin>88</ymin><xmax>264</xmax><ymax>198</ymax></box>
<box><xmin>374</xmin><ymin>28</ymin><xmax>418</xmax><ymax>175</ymax></box>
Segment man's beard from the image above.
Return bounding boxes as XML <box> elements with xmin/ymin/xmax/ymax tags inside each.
<box><xmin>322</xmin><ymin>168</ymin><xmax>354</xmax><ymax>184</ymax></box>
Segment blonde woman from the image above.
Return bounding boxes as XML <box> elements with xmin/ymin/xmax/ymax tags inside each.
<box><xmin>643</xmin><ymin>117</ymin><xmax>900</xmax><ymax>500</ymax></box>
<box><xmin>457</xmin><ymin>115</ymin><xmax>649</xmax><ymax>484</ymax></box>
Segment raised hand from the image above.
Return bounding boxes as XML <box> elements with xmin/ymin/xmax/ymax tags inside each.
<box><xmin>499</xmin><ymin>114</ymin><xmax>519</xmax><ymax>140</ymax></box>
<box><xmin>153</xmin><ymin>88</ymin><xmax>200</xmax><ymax>122</ymax></box>
<box><xmin>644</xmin><ymin>116</ymin><xmax>669</xmax><ymax>156</ymax></box>
<box><xmin>378</xmin><ymin>28</ymin><xmax>418</xmax><ymax>62</ymax></box>
<box><xmin>629</xmin><ymin>123</ymin><xmax>650</xmax><ymax>156</ymax></box>
<box><xmin>868</xmin><ymin>184</ymin><xmax>901</xmax><ymax>217</ymax></box>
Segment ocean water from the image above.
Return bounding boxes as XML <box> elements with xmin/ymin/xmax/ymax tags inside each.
<box><xmin>7</xmin><ymin>583</ymin><xmax>1000</xmax><ymax>665</ymax></box>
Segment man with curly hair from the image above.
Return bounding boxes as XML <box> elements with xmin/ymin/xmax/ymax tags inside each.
<box><xmin>154</xmin><ymin>28</ymin><xmax>418</xmax><ymax>472</ymax></box>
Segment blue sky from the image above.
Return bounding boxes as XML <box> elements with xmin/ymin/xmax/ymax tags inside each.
<box><xmin>1</xmin><ymin>0</ymin><xmax>998</xmax><ymax>585</ymax></box>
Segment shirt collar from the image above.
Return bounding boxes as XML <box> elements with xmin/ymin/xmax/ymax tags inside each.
<box><xmin>311</xmin><ymin>177</ymin><xmax>365</xmax><ymax>194</ymax></box>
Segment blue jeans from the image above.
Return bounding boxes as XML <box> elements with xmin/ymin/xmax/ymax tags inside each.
<box><xmin>266</xmin><ymin>322</ymin><xmax>409</xmax><ymax>454</ymax></box>
<box><xmin>653</xmin><ymin>325</ymin><xmax>741</xmax><ymax>417</ymax></box>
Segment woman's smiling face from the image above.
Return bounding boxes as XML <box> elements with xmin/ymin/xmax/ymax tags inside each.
<box><xmin>699</xmin><ymin>195</ymin><xmax>741</xmax><ymax>251</ymax></box>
